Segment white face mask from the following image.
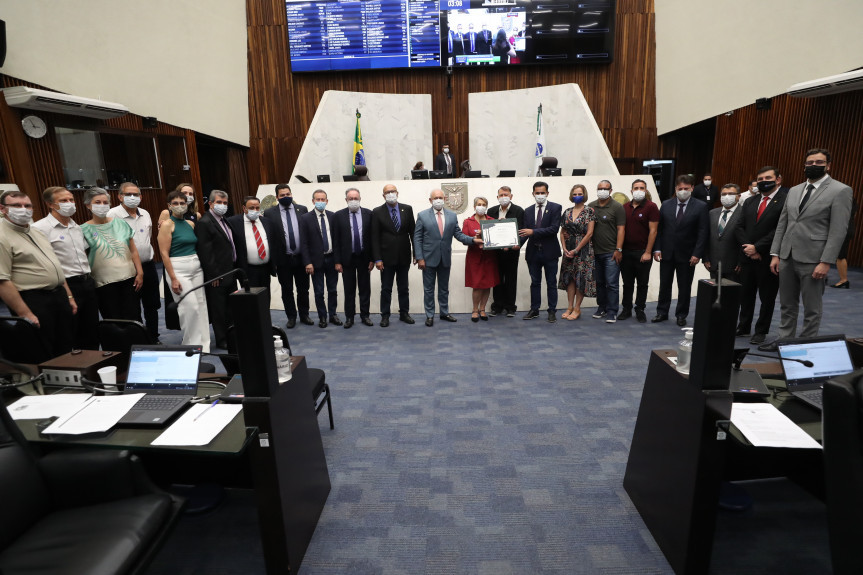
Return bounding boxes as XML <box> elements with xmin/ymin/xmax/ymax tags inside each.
<box><xmin>703</xmin><ymin>180</ymin><xmax>712</xmax><ymax>187</ymax></box>
<box><xmin>91</xmin><ymin>204</ymin><xmax>111</xmax><ymax>218</ymax></box>
<box><xmin>123</xmin><ymin>195</ymin><xmax>141</xmax><ymax>208</ymax></box>
<box><xmin>498</xmin><ymin>196</ymin><xmax>511</xmax><ymax>207</ymax></box>
<box><xmin>750</xmin><ymin>186</ymin><xmax>758</xmax><ymax>193</ymax></box>
<box><xmin>246</xmin><ymin>210</ymin><xmax>260</xmax><ymax>221</ymax></box>
<box><xmin>632</xmin><ymin>190</ymin><xmax>646</xmax><ymax>202</ymax></box>
<box><xmin>385</xmin><ymin>193</ymin><xmax>398</xmax><ymax>205</ymax></box>
<box><xmin>212</xmin><ymin>204</ymin><xmax>228</xmax><ymax>216</ymax></box>
<box><xmin>676</xmin><ymin>189</ymin><xmax>692</xmax><ymax>202</ymax></box>
<box><xmin>475</xmin><ymin>205</ymin><xmax>487</xmax><ymax>216</ymax></box>
<box><xmin>171</xmin><ymin>204</ymin><xmax>188</xmax><ymax>216</ymax></box>
<box><xmin>720</xmin><ymin>194</ymin><xmax>738</xmax><ymax>208</ymax></box>
<box><xmin>6</xmin><ymin>207</ymin><xmax>33</xmax><ymax>226</ymax></box>
<box><xmin>596</xmin><ymin>189</ymin><xmax>611</xmax><ymax>201</ymax></box>
<box><xmin>186</xmin><ymin>195</ymin><xmax>195</xmax><ymax>204</ymax></box>
<box><xmin>347</xmin><ymin>200</ymin><xmax>361</xmax><ymax>212</ymax></box>
<box><xmin>534</xmin><ymin>194</ymin><xmax>547</xmax><ymax>205</ymax></box>
<box><xmin>432</xmin><ymin>199</ymin><xmax>445</xmax><ymax>211</ymax></box>
<box><xmin>57</xmin><ymin>202</ymin><xmax>77</xmax><ymax>217</ymax></box>
<box><xmin>443</xmin><ymin>148</ymin><xmax>449</xmax><ymax>154</ymax></box>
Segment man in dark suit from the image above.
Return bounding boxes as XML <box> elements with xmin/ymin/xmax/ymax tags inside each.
<box><xmin>263</xmin><ymin>183</ymin><xmax>313</xmax><ymax>328</ymax></box>
<box><xmin>194</xmin><ymin>190</ymin><xmax>237</xmax><ymax>349</ymax></box>
<box><xmin>452</xmin><ymin>24</ymin><xmax>465</xmax><ymax>57</ymax></box>
<box><xmin>487</xmin><ymin>185</ymin><xmax>524</xmax><ymax>317</ymax></box>
<box><xmin>434</xmin><ymin>144</ymin><xmax>456</xmax><ymax>178</ymax></box>
<box><xmin>466</xmin><ymin>24</ymin><xmax>478</xmax><ymax>54</ymax></box>
<box><xmin>703</xmin><ymin>184</ymin><xmax>743</xmax><ymax>282</ymax></box>
<box><xmin>333</xmin><ymin>188</ymin><xmax>374</xmax><ymax>328</ymax></box>
<box><xmin>735</xmin><ymin>166</ymin><xmax>788</xmax><ymax>344</ymax></box>
<box><xmin>518</xmin><ymin>181</ymin><xmax>562</xmax><ymax>322</ymax></box>
<box><xmin>652</xmin><ymin>174</ymin><xmax>709</xmax><ymax>326</ymax></box>
<box><xmin>476</xmin><ymin>24</ymin><xmax>493</xmax><ymax>55</ymax></box>
<box><xmin>692</xmin><ymin>172</ymin><xmax>719</xmax><ymax>206</ymax></box>
<box><xmin>227</xmin><ymin>196</ymin><xmax>280</xmax><ymax>291</ymax></box>
<box><xmin>371</xmin><ymin>183</ymin><xmax>416</xmax><ymax>327</ymax></box>
<box><xmin>300</xmin><ymin>190</ymin><xmax>341</xmax><ymax>328</ymax></box>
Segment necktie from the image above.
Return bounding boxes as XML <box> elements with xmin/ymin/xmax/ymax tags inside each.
<box><xmin>756</xmin><ymin>196</ymin><xmax>769</xmax><ymax>221</ymax></box>
<box><xmin>718</xmin><ymin>209</ymin><xmax>729</xmax><ymax>234</ymax></box>
<box><xmin>676</xmin><ymin>202</ymin><xmax>686</xmax><ymax>222</ymax></box>
<box><xmin>536</xmin><ymin>206</ymin><xmax>543</xmax><ymax>228</ymax></box>
<box><xmin>220</xmin><ymin>218</ymin><xmax>237</xmax><ymax>262</ymax></box>
<box><xmin>799</xmin><ymin>183</ymin><xmax>815</xmax><ymax>210</ymax></box>
<box><xmin>252</xmin><ymin>221</ymin><xmax>266</xmax><ymax>260</ymax></box>
<box><xmin>285</xmin><ymin>208</ymin><xmax>297</xmax><ymax>252</ymax></box>
<box><xmin>351</xmin><ymin>211</ymin><xmax>361</xmax><ymax>254</ymax></box>
<box><xmin>448</xmin><ymin>32</ymin><xmax>453</xmax><ymax>53</ymax></box>
<box><xmin>470</xmin><ymin>34</ymin><xmax>475</xmax><ymax>52</ymax></box>
<box><xmin>320</xmin><ymin>213</ymin><xmax>329</xmax><ymax>252</ymax></box>
<box><xmin>390</xmin><ymin>206</ymin><xmax>400</xmax><ymax>231</ymax></box>
<box><xmin>436</xmin><ymin>211</ymin><xmax>444</xmax><ymax>235</ymax></box>
<box><xmin>445</xmin><ymin>154</ymin><xmax>452</xmax><ymax>174</ymax></box>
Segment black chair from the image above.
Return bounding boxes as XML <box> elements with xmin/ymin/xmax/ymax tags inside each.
<box><xmin>0</xmin><ymin>316</ymin><xmax>52</xmax><ymax>365</ymax></box>
<box><xmin>823</xmin><ymin>367</ymin><xmax>863</xmax><ymax>575</ymax></box>
<box><xmin>353</xmin><ymin>165</ymin><xmax>370</xmax><ymax>181</ymax></box>
<box><xmin>0</xmin><ymin>401</ymin><xmax>184</xmax><ymax>574</ymax></box>
<box><xmin>540</xmin><ymin>156</ymin><xmax>559</xmax><ymax>176</ymax></box>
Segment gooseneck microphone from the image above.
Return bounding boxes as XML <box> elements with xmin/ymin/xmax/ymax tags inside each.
<box><xmin>165</xmin><ymin>268</ymin><xmax>250</xmax><ymax>316</ymax></box>
<box><xmin>734</xmin><ymin>350</ymin><xmax>814</xmax><ymax>370</ymax></box>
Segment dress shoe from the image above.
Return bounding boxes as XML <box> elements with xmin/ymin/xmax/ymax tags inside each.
<box><xmin>361</xmin><ymin>317</ymin><xmax>374</xmax><ymax>326</ymax></box>
<box><xmin>440</xmin><ymin>314</ymin><xmax>457</xmax><ymax>322</ymax></box>
<box><xmin>830</xmin><ymin>281</ymin><xmax>850</xmax><ymax>289</ymax></box>
<box><xmin>300</xmin><ymin>316</ymin><xmax>315</xmax><ymax>326</ymax></box>
<box><xmin>425</xmin><ymin>317</ymin><xmax>434</xmax><ymax>327</ymax></box>
<box><xmin>749</xmin><ymin>333</ymin><xmax>766</xmax><ymax>344</ymax></box>
<box><xmin>735</xmin><ymin>326</ymin><xmax>750</xmax><ymax>337</ymax></box>
<box><xmin>343</xmin><ymin>319</ymin><xmax>354</xmax><ymax>329</ymax></box>
<box><xmin>616</xmin><ymin>309</ymin><xmax>631</xmax><ymax>321</ymax></box>
<box><xmin>286</xmin><ymin>318</ymin><xmax>297</xmax><ymax>329</ymax></box>
<box><xmin>400</xmin><ymin>313</ymin><xmax>415</xmax><ymax>325</ymax></box>
<box><xmin>523</xmin><ymin>310</ymin><xmax>540</xmax><ymax>320</ymax></box>
<box><xmin>547</xmin><ymin>311</ymin><xmax>556</xmax><ymax>323</ymax></box>
<box><xmin>329</xmin><ymin>315</ymin><xmax>343</xmax><ymax>326</ymax></box>
<box><xmin>758</xmin><ymin>341</ymin><xmax>779</xmax><ymax>353</ymax></box>
<box><xmin>380</xmin><ymin>316</ymin><xmax>390</xmax><ymax>327</ymax></box>
<box><xmin>651</xmin><ymin>314</ymin><xmax>668</xmax><ymax>323</ymax></box>
<box><xmin>676</xmin><ymin>316</ymin><xmax>687</xmax><ymax>327</ymax></box>
<box><xmin>635</xmin><ymin>310</ymin><xmax>647</xmax><ymax>323</ymax></box>
<box><xmin>318</xmin><ymin>319</ymin><xmax>327</xmax><ymax>328</ymax></box>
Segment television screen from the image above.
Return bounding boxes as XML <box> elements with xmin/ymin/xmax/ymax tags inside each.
<box><xmin>285</xmin><ymin>0</ymin><xmax>615</xmax><ymax>73</ymax></box>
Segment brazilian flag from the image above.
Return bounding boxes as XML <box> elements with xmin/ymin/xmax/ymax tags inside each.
<box><xmin>353</xmin><ymin>110</ymin><xmax>365</xmax><ymax>174</ymax></box>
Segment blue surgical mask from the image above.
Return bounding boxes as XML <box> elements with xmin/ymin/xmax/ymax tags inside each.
<box><xmin>315</xmin><ymin>201</ymin><xmax>327</xmax><ymax>212</ymax></box>
<box><xmin>572</xmin><ymin>195</ymin><xmax>585</xmax><ymax>204</ymax></box>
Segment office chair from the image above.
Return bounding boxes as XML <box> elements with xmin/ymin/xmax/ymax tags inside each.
<box><xmin>822</xmin><ymin>367</ymin><xmax>863</xmax><ymax>575</ymax></box>
<box><xmin>540</xmin><ymin>157</ymin><xmax>558</xmax><ymax>176</ymax></box>
<box><xmin>0</xmin><ymin>316</ymin><xmax>52</xmax><ymax>364</ymax></box>
<box><xmin>353</xmin><ymin>165</ymin><xmax>370</xmax><ymax>181</ymax></box>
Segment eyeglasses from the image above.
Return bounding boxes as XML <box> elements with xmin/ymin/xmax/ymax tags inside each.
<box><xmin>804</xmin><ymin>160</ymin><xmax>828</xmax><ymax>166</ymax></box>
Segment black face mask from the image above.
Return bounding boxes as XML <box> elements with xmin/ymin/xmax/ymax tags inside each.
<box><xmin>278</xmin><ymin>196</ymin><xmax>293</xmax><ymax>207</ymax></box>
<box><xmin>757</xmin><ymin>180</ymin><xmax>777</xmax><ymax>193</ymax></box>
<box><xmin>804</xmin><ymin>165</ymin><xmax>826</xmax><ymax>180</ymax></box>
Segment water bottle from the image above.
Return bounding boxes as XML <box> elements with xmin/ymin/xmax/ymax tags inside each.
<box><xmin>676</xmin><ymin>328</ymin><xmax>694</xmax><ymax>375</ymax></box>
<box><xmin>274</xmin><ymin>337</ymin><xmax>292</xmax><ymax>383</ymax></box>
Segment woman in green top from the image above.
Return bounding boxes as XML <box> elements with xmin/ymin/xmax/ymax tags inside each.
<box><xmin>157</xmin><ymin>190</ymin><xmax>210</xmax><ymax>352</ymax></box>
<box><xmin>81</xmin><ymin>187</ymin><xmax>143</xmax><ymax>321</ymax></box>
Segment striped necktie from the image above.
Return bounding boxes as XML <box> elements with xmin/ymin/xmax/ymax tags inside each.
<box><xmin>252</xmin><ymin>221</ymin><xmax>266</xmax><ymax>260</ymax></box>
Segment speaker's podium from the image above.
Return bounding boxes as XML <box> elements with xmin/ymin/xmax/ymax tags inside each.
<box><xmin>623</xmin><ymin>279</ymin><xmax>740</xmax><ymax>575</ymax></box>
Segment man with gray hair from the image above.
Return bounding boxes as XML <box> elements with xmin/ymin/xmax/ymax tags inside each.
<box><xmin>332</xmin><ymin>188</ymin><xmax>374</xmax><ymax>328</ymax></box>
<box><xmin>194</xmin><ymin>189</ymin><xmax>238</xmax><ymax>348</ymax></box>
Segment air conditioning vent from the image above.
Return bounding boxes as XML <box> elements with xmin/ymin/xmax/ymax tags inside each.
<box><xmin>2</xmin><ymin>86</ymin><xmax>129</xmax><ymax>119</ymax></box>
<box><xmin>788</xmin><ymin>69</ymin><xmax>863</xmax><ymax>98</ymax></box>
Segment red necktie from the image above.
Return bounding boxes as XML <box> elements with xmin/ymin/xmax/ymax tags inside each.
<box><xmin>252</xmin><ymin>221</ymin><xmax>266</xmax><ymax>260</ymax></box>
<box><xmin>756</xmin><ymin>196</ymin><xmax>769</xmax><ymax>221</ymax></box>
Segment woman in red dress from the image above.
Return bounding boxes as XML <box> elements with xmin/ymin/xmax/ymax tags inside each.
<box><xmin>463</xmin><ymin>196</ymin><xmax>500</xmax><ymax>321</ymax></box>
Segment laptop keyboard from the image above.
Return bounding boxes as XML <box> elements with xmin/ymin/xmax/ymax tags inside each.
<box><xmin>795</xmin><ymin>389</ymin><xmax>823</xmax><ymax>408</ymax></box>
<box><xmin>132</xmin><ymin>396</ymin><xmax>188</xmax><ymax>411</ymax></box>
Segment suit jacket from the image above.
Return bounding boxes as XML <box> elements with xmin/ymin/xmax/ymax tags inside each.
<box><xmin>434</xmin><ymin>153</ymin><xmax>456</xmax><ymax>177</ymax></box>
<box><xmin>770</xmin><ymin>176</ymin><xmax>854</xmax><ymax>264</ymax></box>
<box><xmin>735</xmin><ymin>189</ymin><xmax>789</xmax><ymax>259</ymax></box>
<box><xmin>299</xmin><ymin>210</ymin><xmax>336</xmax><ymax>269</ymax></box>
<box><xmin>262</xmin><ymin>203</ymin><xmax>309</xmax><ymax>265</ymax></box>
<box><xmin>194</xmin><ymin>212</ymin><xmax>236</xmax><ymax>281</ymax></box>
<box><xmin>476</xmin><ymin>29</ymin><xmax>492</xmax><ymax>54</ymax></box>
<box><xmin>371</xmin><ymin>202</ymin><xmax>415</xmax><ymax>266</ymax></box>
<box><xmin>227</xmin><ymin>214</ymin><xmax>281</xmax><ymax>276</ymax></box>
<box><xmin>654</xmin><ymin>198</ymin><xmax>709</xmax><ymax>263</ymax></box>
<box><xmin>413</xmin><ymin>207</ymin><xmax>474</xmax><ymax>268</ymax></box>
<box><xmin>332</xmin><ymin>207</ymin><xmax>373</xmax><ymax>266</ymax></box>
<box><xmin>692</xmin><ymin>184</ymin><xmax>719</xmax><ymax>205</ymax></box>
<box><xmin>522</xmin><ymin>201</ymin><xmax>563</xmax><ymax>262</ymax></box>
<box><xmin>704</xmin><ymin>205</ymin><xmax>743</xmax><ymax>271</ymax></box>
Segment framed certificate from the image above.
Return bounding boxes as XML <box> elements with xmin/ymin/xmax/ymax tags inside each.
<box><xmin>480</xmin><ymin>218</ymin><xmax>520</xmax><ymax>250</ymax></box>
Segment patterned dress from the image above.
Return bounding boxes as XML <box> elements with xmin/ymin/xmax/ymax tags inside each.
<box><xmin>557</xmin><ymin>206</ymin><xmax>596</xmax><ymax>296</ymax></box>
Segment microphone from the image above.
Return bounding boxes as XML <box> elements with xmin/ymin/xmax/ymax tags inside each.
<box><xmin>733</xmin><ymin>349</ymin><xmax>814</xmax><ymax>370</ymax></box>
<box><xmin>166</xmin><ymin>268</ymin><xmax>250</xmax><ymax>316</ymax></box>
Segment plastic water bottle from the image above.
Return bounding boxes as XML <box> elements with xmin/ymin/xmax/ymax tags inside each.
<box><xmin>676</xmin><ymin>328</ymin><xmax>694</xmax><ymax>375</ymax></box>
<box><xmin>274</xmin><ymin>338</ymin><xmax>292</xmax><ymax>383</ymax></box>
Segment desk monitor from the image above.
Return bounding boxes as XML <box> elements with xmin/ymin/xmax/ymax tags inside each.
<box><xmin>465</xmin><ymin>171</ymin><xmax>482</xmax><ymax>179</ymax></box>
<box><xmin>544</xmin><ymin>168</ymin><xmax>562</xmax><ymax>176</ymax></box>
<box><xmin>343</xmin><ymin>175</ymin><xmax>359</xmax><ymax>182</ymax></box>
<box><xmin>498</xmin><ymin>170</ymin><xmax>516</xmax><ymax>178</ymax></box>
<box><xmin>316</xmin><ymin>175</ymin><xmax>330</xmax><ymax>183</ymax></box>
<box><xmin>411</xmin><ymin>169</ymin><xmax>429</xmax><ymax>180</ymax></box>
<box><xmin>572</xmin><ymin>169</ymin><xmax>587</xmax><ymax>176</ymax></box>
<box><xmin>429</xmin><ymin>170</ymin><xmax>446</xmax><ymax>179</ymax></box>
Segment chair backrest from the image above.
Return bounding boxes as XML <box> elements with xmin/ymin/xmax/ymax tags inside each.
<box><xmin>823</xmin><ymin>367</ymin><xmax>863</xmax><ymax>575</ymax></box>
<box><xmin>0</xmin><ymin>316</ymin><xmax>52</xmax><ymax>365</ymax></box>
<box><xmin>354</xmin><ymin>165</ymin><xmax>370</xmax><ymax>181</ymax></box>
<box><xmin>540</xmin><ymin>156</ymin><xmax>558</xmax><ymax>170</ymax></box>
<box><xmin>97</xmin><ymin>319</ymin><xmax>153</xmax><ymax>357</ymax></box>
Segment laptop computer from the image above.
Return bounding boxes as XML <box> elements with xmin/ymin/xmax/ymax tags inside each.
<box><xmin>777</xmin><ymin>334</ymin><xmax>854</xmax><ymax>411</ymax></box>
<box><xmin>118</xmin><ymin>345</ymin><xmax>202</xmax><ymax>426</ymax></box>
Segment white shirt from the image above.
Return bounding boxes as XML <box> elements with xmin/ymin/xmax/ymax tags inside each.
<box><xmin>31</xmin><ymin>213</ymin><xmax>91</xmax><ymax>277</ymax></box>
<box><xmin>718</xmin><ymin>202</ymin><xmax>739</xmax><ymax>227</ymax></box>
<box><xmin>243</xmin><ymin>216</ymin><xmax>270</xmax><ymax>265</ymax></box>
<box><xmin>314</xmin><ymin>210</ymin><xmax>333</xmax><ymax>255</ymax></box>
<box><xmin>107</xmin><ymin>205</ymin><xmax>154</xmax><ymax>262</ymax></box>
<box><xmin>498</xmin><ymin>204</ymin><xmax>510</xmax><ymax>219</ymax></box>
<box><xmin>800</xmin><ymin>174</ymin><xmax>829</xmax><ymax>207</ymax></box>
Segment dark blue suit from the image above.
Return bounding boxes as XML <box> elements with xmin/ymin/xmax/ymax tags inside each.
<box><xmin>300</xmin><ymin>209</ymin><xmax>339</xmax><ymax>320</ymax></box>
<box><xmin>523</xmin><ymin>201</ymin><xmax>563</xmax><ymax>313</ymax></box>
<box><xmin>332</xmin><ymin>207</ymin><xmax>373</xmax><ymax>320</ymax></box>
<box><xmin>263</xmin><ymin>203</ymin><xmax>310</xmax><ymax>321</ymax></box>
<box><xmin>654</xmin><ymin>197</ymin><xmax>709</xmax><ymax>319</ymax></box>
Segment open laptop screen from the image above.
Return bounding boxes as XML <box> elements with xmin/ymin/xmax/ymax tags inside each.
<box><xmin>125</xmin><ymin>346</ymin><xmax>201</xmax><ymax>392</ymax></box>
<box><xmin>778</xmin><ymin>337</ymin><xmax>854</xmax><ymax>387</ymax></box>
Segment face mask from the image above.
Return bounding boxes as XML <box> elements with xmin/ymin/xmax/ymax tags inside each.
<box><xmin>212</xmin><ymin>204</ymin><xmax>228</xmax><ymax>216</ymax></box>
<box><xmin>278</xmin><ymin>196</ymin><xmax>293</xmax><ymax>207</ymax></box>
<box><xmin>703</xmin><ymin>180</ymin><xmax>712</xmax><ymax>187</ymax></box>
<box><xmin>246</xmin><ymin>210</ymin><xmax>260</xmax><ymax>221</ymax></box>
<box><xmin>123</xmin><ymin>196</ymin><xmax>141</xmax><ymax>208</ymax></box>
<box><xmin>498</xmin><ymin>196</ymin><xmax>511</xmax><ymax>207</ymax></box>
<box><xmin>632</xmin><ymin>190</ymin><xmax>646</xmax><ymax>202</ymax></box>
<box><xmin>385</xmin><ymin>193</ymin><xmax>398</xmax><ymax>205</ymax></box>
<box><xmin>720</xmin><ymin>195</ymin><xmax>737</xmax><ymax>208</ymax></box>
<box><xmin>314</xmin><ymin>201</ymin><xmax>327</xmax><ymax>212</ymax></box>
<box><xmin>443</xmin><ymin>148</ymin><xmax>449</xmax><ymax>154</ymax></box>
<box><xmin>676</xmin><ymin>190</ymin><xmax>691</xmax><ymax>202</ymax></box>
<box><xmin>186</xmin><ymin>195</ymin><xmax>195</xmax><ymax>205</ymax></box>
<box><xmin>475</xmin><ymin>205</ymin><xmax>487</xmax><ymax>216</ymax></box>
<box><xmin>91</xmin><ymin>204</ymin><xmax>111</xmax><ymax>218</ymax></box>
<box><xmin>750</xmin><ymin>186</ymin><xmax>758</xmax><ymax>193</ymax></box>
<box><xmin>804</xmin><ymin>165</ymin><xmax>826</xmax><ymax>180</ymax></box>
<box><xmin>572</xmin><ymin>195</ymin><xmax>585</xmax><ymax>204</ymax></box>
<box><xmin>171</xmin><ymin>204</ymin><xmax>188</xmax><ymax>216</ymax></box>
<box><xmin>347</xmin><ymin>200</ymin><xmax>361</xmax><ymax>212</ymax></box>
<box><xmin>57</xmin><ymin>202</ymin><xmax>77</xmax><ymax>217</ymax></box>
<box><xmin>6</xmin><ymin>207</ymin><xmax>33</xmax><ymax>226</ymax></box>
<box><xmin>534</xmin><ymin>194</ymin><xmax>547</xmax><ymax>205</ymax></box>
<box><xmin>432</xmin><ymin>199</ymin><xmax>445</xmax><ymax>211</ymax></box>
<box><xmin>596</xmin><ymin>189</ymin><xmax>611</xmax><ymax>201</ymax></box>
<box><xmin>757</xmin><ymin>180</ymin><xmax>776</xmax><ymax>193</ymax></box>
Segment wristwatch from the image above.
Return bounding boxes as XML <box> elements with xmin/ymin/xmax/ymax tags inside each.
<box><xmin>616</xmin><ymin>248</ymin><xmax>623</xmax><ymax>252</ymax></box>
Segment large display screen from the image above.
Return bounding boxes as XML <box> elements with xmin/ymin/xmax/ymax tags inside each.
<box><xmin>285</xmin><ymin>0</ymin><xmax>615</xmax><ymax>72</ymax></box>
